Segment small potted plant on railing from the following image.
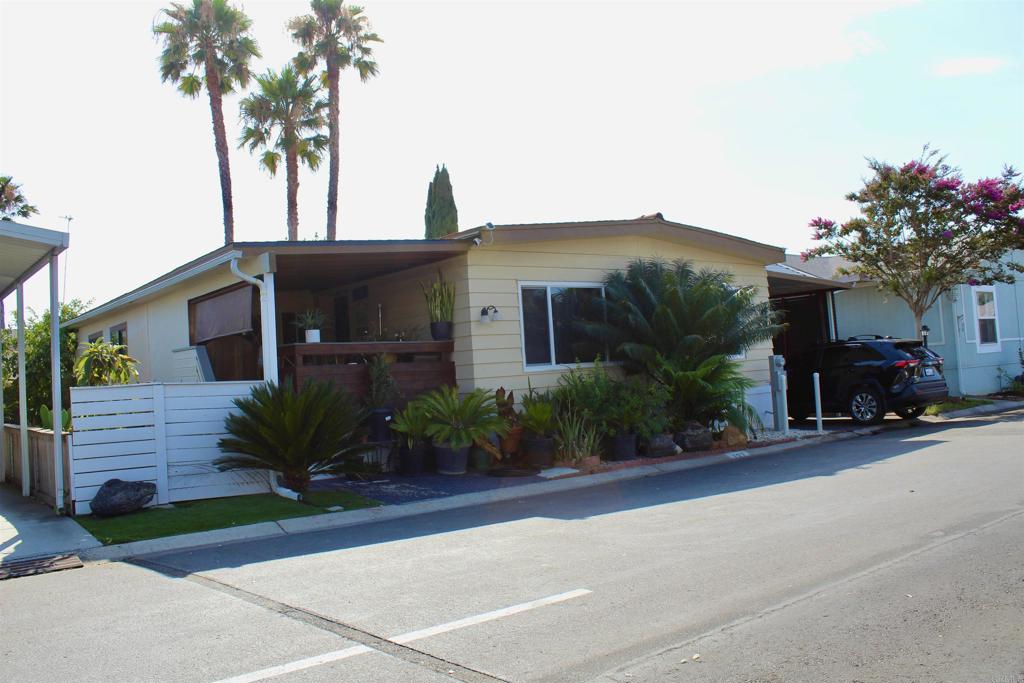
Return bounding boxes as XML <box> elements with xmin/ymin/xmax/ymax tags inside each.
<box><xmin>295</xmin><ymin>309</ymin><xmax>327</xmax><ymax>343</ymax></box>
<box><xmin>365</xmin><ymin>354</ymin><xmax>399</xmax><ymax>442</ymax></box>
<box><xmin>520</xmin><ymin>391</ymin><xmax>557</xmax><ymax>469</ymax></box>
<box><xmin>420</xmin><ymin>386</ymin><xmax>507</xmax><ymax>475</ymax></box>
<box><xmin>421</xmin><ymin>270</ymin><xmax>455</xmax><ymax>341</ymax></box>
<box><xmin>390</xmin><ymin>398</ymin><xmax>431</xmax><ymax>476</ymax></box>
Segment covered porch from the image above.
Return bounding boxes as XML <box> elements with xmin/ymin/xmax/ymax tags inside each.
<box><xmin>189</xmin><ymin>240</ymin><xmax>470</xmax><ymax>401</ymax></box>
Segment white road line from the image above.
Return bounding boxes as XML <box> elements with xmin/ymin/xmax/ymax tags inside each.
<box><xmin>211</xmin><ymin>588</ymin><xmax>593</xmax><ymax>683</ymax></box>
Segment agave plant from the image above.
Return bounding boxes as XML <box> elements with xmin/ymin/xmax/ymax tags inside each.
<box><xmin>215</xmin><ymin>380</ymin><xmax>371</xmax><ymax>492</ymax></box>
<box><xmin>74</xmin><ymin>340</ymin><xmax>140</xmax><ymax>386</ymax></box>
<box><xmin>418</xmin><ymin>386</ymin><xmax>507</xmax><ymax>449</ymax></box>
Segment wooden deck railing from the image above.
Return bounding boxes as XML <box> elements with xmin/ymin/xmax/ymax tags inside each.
<box><xmin>277</xmin><ymin>341</ymin><xmax>456</xmax><ymax>402</ymax></box>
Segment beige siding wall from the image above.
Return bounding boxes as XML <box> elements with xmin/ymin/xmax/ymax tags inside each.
<box><xmin>460</xmin><ymin>235</ymin><xmax>773</xmax><ymax>395</ymax></box>
<box><xmin>73</xmin><ymin>256</ymin><xmax>266</xmax><ymax>383</ymax></box>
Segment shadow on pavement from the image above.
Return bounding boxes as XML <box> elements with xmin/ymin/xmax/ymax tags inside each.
<box><xmin>130</xmin><ymin>415</ymin><xmax>999</xmax><ymax>577</ymax></box>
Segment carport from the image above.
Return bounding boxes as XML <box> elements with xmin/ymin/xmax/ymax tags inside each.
<box><xmin>1</xmin><ymin>219</ymin><xmax>70</xmax><ymax>513</ymax></box>
<box><xmin>767</xmin><ymin>261</ymin><xmax>850</xmax><ymax>362</ymax></box>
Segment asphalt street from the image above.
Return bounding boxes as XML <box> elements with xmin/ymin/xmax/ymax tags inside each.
<box><xmin>2</xmin><ymin>409</ymin><xmax>1022</xmax><ymax>683</ymax></box>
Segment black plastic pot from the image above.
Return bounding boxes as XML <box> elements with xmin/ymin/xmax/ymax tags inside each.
<box><xmin>469</xmin><ymin>446</ymin><xmax>491</xmax><ymax>471</ymax></box>
<box><xmin>399</xmin><ymin>443</ymin><xmax>427</xmax><ymax>476</ymax></box>
<box><xmin>430</xmin><ymin>321</ymin><xmax>453</xmax><ymax>340</ymax></box>
<box><xmin>524</xmin><ymin>435</ymin><xmax>556</xmax><ymax>469</ymax></box>
<box><xmin>367</xmin><ymin>408</ymin><xmax>393</xmax><ymax>442</ymax></box>
<box><xmin>435</xmin><ymin>444</ymin><xmax>470</xmax><ymax>475</ymax></box>
<box><xmin>610</xmin><ymin>432</ymin><xmax>637</xmax><ymax>461</ymax></box>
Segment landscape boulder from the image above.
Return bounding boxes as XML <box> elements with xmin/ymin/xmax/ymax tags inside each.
<box><xmin>90</xmin><ymin>479</ymin><xmax>157</xmax><ymax>517</ymax></box>
<box><xmin>674</xmin><ymin>422</ymin><xmax>714</xmax><ymax>452</ymax></box>
<box><xmin>720</xmin><ymin>425</ymin><xmax>749</xmax><ymax>449</ymax></box>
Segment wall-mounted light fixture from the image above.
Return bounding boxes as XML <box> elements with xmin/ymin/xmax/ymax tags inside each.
<box><xmin>921</xmin><ymin>324</ymin><xmax>930</xmax><ymax>348</ymax></box>
<box><xmin>479</xmin><ymin>305</ymin><xmax>501</xmax><ymax>323</ymax></box>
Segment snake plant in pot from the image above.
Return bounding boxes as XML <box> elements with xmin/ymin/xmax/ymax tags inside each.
<box><xmin>421</xmin><ymin>270</ymin><xmax>455</xmax><ymax>340</ymax></box>
<box><xmin>419</xmin><ymin>386</ymin><xmax>507</xmax><ymax>475</ymax></box>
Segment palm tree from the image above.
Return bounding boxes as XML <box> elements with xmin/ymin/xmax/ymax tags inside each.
<box><xmin>581</xmin><ymin>258</ymin><xmax>784</xmax><ymax>374</ymax></box>
<box><xmin>289</xmin><ymin>2</ymin><xmax>381</xmax><ymax>239</ymax></box>
<box><xmin>154</xmin><ymin>0</ymin><xmax>260</xmax><ymax>245</ymax></box>
<box><xmin>0</xmin><ymin>175</ymin><xmax>39</xmax><ymax>220</ymax></box>
<box><xmin>239</xmin><ymin>66</ymin><xmax>329</xmax><ymax>240</ymax></box>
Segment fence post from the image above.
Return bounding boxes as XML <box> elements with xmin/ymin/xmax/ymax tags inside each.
<box><xmin>812</xmin><ymin>372</ymin><xmax>824</xmax><ymax>434</ymax></box>
<box><xmin>152</xmin><ymin>383</ymin><xmax>169</xmax><ymax>504</ymax></box>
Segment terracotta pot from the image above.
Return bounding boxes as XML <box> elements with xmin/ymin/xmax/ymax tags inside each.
<box><xmin>581</xmin><ymin>455</ymin><xmax>602</xmax><ymax>473</ymax></box>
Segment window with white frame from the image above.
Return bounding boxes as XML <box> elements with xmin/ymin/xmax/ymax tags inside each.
<box><xmin>974</xmin><ymin>287</ymin><xmax>998</xmax><ymax>345</ymax></box>
<box><xmin>519</xmin><ymin>283</ymin><xmax>604</xmax><ymax>368</ymax></box>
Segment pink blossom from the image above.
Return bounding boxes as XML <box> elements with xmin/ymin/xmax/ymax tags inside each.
<box><xmin>942</xmin><ymin>230</ymin><xmax>953</xmax><ymax>238</ymax></box>
<box><xmin>967</xmin><ymin>277</ymin><xmax>980</xmax><ymax>286</ymax></box>
<box><xmin>1008</xmin><ymin>199</ymin><xmax>1024</xmax><ymax>213</ymax></box>
<box><xmin>934</xmin><ymin>177</ymin><xmax>962</xmax><ymax>191</ymax></box>
<box><xmin>975</xmin><ymin>178</ymin><xmax>1004</xmax><ymax>202</ymax></box>
<box><xmin>901</xmin><ymin>160</ymin><xmax>934</xmax><ymax>177</ymax></box>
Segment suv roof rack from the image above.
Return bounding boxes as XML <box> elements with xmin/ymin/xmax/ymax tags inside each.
<box><xmin>846</xmin><ymin>335</ymin><xmax>892</xmax><ymax>341</ymax></box>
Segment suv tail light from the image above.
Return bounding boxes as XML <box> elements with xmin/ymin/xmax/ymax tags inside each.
<box><xmin>892</xmin><ymin>360</ymin><xmax>920</xmax><ymax>369</ymax></box>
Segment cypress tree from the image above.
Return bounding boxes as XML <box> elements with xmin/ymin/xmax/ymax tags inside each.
<box><xmin>424</xmin><ymin>164</ymin><xmax>459</xmax><ymax>238</ymax></box>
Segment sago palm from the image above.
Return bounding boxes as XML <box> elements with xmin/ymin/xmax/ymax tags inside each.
<box><xmin>581</xmin><ymin>258</ymin><xmax>784</xmax><ymax>375</ymax></box>
<box><xmin>289</xmin><ymin>2</ymin><xmax>381</xmax><ymax>239</ymax></box>
<box><xmin>0</xmin><ymin>175</ymin><xmax>39</xmax><ymax>220</ymax></box>
<box><xmin>154</xmin><ymin>0</ymin><xmax>260</xmax><ymax>244</ymax></box>
<box><xmin>215</xmin><ymin>380</ymin><xmax>371</xmax><ymax>493</ymax></box>
<box><xmin>239</xmin><ymin>66</ymin><xmax>329</xmax><ymax>240</ymax></box>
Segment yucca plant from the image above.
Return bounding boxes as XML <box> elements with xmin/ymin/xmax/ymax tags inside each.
<box><xmin>74</xmin><ymin>340</ymin><xmax>140</xmax><ymax>386</ymax></box>
<box><xmin>420</xmin><ymin>270</ymin><xmax>455</xmax><ymax>323</ymax></box>
<box><xmin>419</xmin><ymin>386</ymin><xmax>507</xmax><ymax>449</ymax></box>
<box><xmin>215</xmin><ymin>380</ymin><xmax>371</xmax><ymax>492</ymax></box>
<box><xmin>555</xmin><ymin>409</ymin><xmax>602</xmax><ymax>465</ymax></box>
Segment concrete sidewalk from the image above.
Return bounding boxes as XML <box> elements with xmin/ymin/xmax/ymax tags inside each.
<box><xmin>0</xmin><ymin>486</ymin><xmax>101</xmax><ymax>564</ymax></box>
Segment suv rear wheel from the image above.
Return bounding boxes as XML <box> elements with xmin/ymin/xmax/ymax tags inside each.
<box><xmin>849</xmin><ymin>389</ymin><xmax>884</xmax><ymax>425</ymax></box>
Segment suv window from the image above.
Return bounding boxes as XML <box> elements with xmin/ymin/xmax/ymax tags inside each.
<box><xmin>846</xmin><ymin>345</ymin><xmax>883</xmax><ymax>363</ymax></box>
<box><xmin>821</xmin><ymin>344</ymin><xmax>882</xmax><ymax>367</ymax></box>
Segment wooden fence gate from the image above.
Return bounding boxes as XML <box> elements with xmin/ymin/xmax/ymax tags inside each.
<box><xmin>69</xmin><ymin>382</ymin><xmax>268</xmax><ymax>515</ymax></box>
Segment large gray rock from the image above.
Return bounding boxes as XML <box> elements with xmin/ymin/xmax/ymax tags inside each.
<box><xmin>90</xmin><ymin>479</ymin><xmax>157</xmax><ymax>517</ymax></box>
<box><xmin>674</xmin><ymin>422</ymin><xmax>714</xmax><ymax>452</ymax></box>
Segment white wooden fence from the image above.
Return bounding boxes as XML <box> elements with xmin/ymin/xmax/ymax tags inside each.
<box><xmin>69</xmin><ymin>382</ymin><xmax>268</xmax><ymax>515</ymax></box>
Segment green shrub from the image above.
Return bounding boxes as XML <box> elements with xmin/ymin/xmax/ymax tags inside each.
<box><xmin>519</xmin><ymin>396</ymin><xmax>555</xmax><ymax>437</ymax></box>
<box><xmin>365</xmin><ymin>354</ymin><xmax>399</xmax><ymax>409</ymax></box>
<box><xmin>390</xmin><ymin>398</ymin><xmax>432</xmax><ymax>448</ymax></box>
<box><xmin>655</xmin><ymin>354</ymin><xmax>760</xmax><ymax>432</ymax></box>
<box><xmin>215</xmin><ymin>380</ymin><xmax>371</xmax><ymax>493</ymax></box>
<box><xmin>74</xmin><ymin>339</ymin><xmax>140</xmax><ymax>386</ymax></box>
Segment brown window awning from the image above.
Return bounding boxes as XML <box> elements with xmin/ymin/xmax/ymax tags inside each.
<box><xmin>191</xmin><ymin>285</ymin><xmax>254</xmax><ymax>343</ymax></box>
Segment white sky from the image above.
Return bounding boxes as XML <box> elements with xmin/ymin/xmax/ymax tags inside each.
<box><xmin>2</xmin><ymin>0</ymin><xmax>1022</xmax><ymax>319</ymax></box>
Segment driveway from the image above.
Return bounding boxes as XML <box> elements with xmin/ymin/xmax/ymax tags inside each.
<box><xmin>0</xmin><ymin>485</ymin><xmax>100</xmax><ymax>565</ymax></box>
<box><xmin>1</xmin><ymin>409</ymin><xmax>1021</xmax><ymax>682</ymax></box>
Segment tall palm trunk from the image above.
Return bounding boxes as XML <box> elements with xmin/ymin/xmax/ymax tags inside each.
<box><xmin>285</xmin><ymin>142</ymin><xmax>300</xmax><ymax>241</ymax></box>
<box><xmin>204</xmin><ymin>53</ymin><xmax>235</xmax><ymax>245</ymax></box>
<box><xmin>325</xmin><ymin>56</ymin><xmax>340</xmax><ymax>240</ymax></box>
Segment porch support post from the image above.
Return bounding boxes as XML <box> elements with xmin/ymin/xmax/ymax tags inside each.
<box><xmin>17</xmin><ymin>284</ymin><xmax>29</xmax><ymax>496</ymax></box>
<box><xmin>49</xmin><ymin>252</ymin><xmax>65</xmax><ymax>513</ymax></box>
<box><xmin>261</xmin><ymin>271</ymin><xmax>279</xmax><ymax>383</ymax></box>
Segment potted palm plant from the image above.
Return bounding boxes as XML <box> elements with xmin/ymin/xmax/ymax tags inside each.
<box><xmin>365</xmin><ymin>354</ymin><xmax>399</xmax><ymax>442</ymax></box>
<box><xmin>390</xmin><ymin>398</ymin><xmax>431</xmax><ymax>476</ymax></box>
<box><xmin>520</xmin><ymin>392</ymin><xmax>556</xmax><ymax>469</ymax></box>
<box><xmin>295</xmin><ymin>309</ymin><xmax>327</xmax><ymax>343</ymax></box>
<box><xmin>421</xmin><ymin>270</ymin><xmax>455</xmax><ymax>340</ymax></box>
<box><xmin>419</xmin><ymin>386</ymin><xmax>507</xmax><ymax>475</ymax></box>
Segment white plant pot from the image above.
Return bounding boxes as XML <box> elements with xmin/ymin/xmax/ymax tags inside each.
<box><xmin>305</xmin><ymin>329</ymin><xmax>321</xmax><ymax>343</ymax></box>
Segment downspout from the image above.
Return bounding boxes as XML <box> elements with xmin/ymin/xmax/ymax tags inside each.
<box><xmin>229</xmin><ymin>257</ymin><xmax>299</xmax><ymax>501</ymax></box>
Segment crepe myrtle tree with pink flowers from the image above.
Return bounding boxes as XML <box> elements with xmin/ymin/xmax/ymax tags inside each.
<box><xmin>804</xmin><ymin>147</ymin><xmax>1024</xmax><ymax>334</ymax></box>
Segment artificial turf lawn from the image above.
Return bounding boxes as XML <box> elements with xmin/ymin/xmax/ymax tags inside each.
<box><xmin>75</xmin><ymin>490</ymin><xmax>381</xmax><ymax>545</ymax></box>
<box><xmin>923</xmin><ymin>397</ymin><xmax>993</xmax><ymax>416</ymax></box>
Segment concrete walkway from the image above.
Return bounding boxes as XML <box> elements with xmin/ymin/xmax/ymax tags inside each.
<box><xmin>0</xmin><ymin>486</ymin><xmax>100</xmax><ymax>564</ymax></box>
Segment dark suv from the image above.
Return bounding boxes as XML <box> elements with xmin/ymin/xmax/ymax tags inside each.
<box><xmin>786</xmin><ymin>336</ymin><xmax>949</xmax><ymax>425</ymax></box>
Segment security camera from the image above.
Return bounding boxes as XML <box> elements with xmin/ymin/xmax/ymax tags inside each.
<box><xmin>485</xmin><ymin>222</ymin><xmax>495</xmax><ymax>231</ymax></box>
<box><xmin>472</xmin><ymin>237</ymin><xmax>482</xmax><ymax>246</ymax></box>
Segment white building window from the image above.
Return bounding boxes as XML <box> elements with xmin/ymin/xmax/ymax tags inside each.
<box><xmin>518</xmin><ymin>282</ymin><xmax>604</xmax><ymax>370</ymax></box>
<box><xmin>973</xmin><ymin>286</ymin><xmax>999</xmax><ymax>348</ymax></box>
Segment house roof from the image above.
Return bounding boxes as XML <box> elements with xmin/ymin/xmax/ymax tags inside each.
<box><xmin>766</xmin><ymin>261</ymin><xmax>851</xmax><ymax>297</ymax></box>
<box><xmin>447</xmin><ymin>214</ymin><xmax>786</xmax><ymax>265</ymax></box>
<box><xmin>63</xmin><ymin>239</ymin><xmax>470</xmax><ymax>329</ymax></box>
<box><xmin>0</xmin><ymin>219</ymin><xmax>70</xmax><ymax>300</ymax></box>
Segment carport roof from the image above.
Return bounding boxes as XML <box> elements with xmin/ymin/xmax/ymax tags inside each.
<box><xmin>0</xmin><ymin>220</ymin><xmax>70</xmax><ymax>300</ymax></box>
<box><xmin>766</xmin><ymin>262</ymin><xmax>851</xmax><ymax>297</ymax></box>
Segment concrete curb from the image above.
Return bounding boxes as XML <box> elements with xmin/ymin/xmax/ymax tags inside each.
<box><xmin>80</xmin><ymin>426</ymin><xmax>881</xmax><ymax>564</ymax></box>
<box><xmin>925</xmin><ymin>399</ymin><xmax>1022</xmax><ymax>421</ymax></box>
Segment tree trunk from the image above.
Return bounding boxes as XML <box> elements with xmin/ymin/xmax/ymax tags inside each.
<box><xmin>912</xmin><ymin>310</ymin><xmax>924</xmax><ymax>340</ymax></box>
<box><xmin>204</xmin><ymin>55</ymin><xmax>235</xmax><ymax>245</ymax></box>
<box><xmin>325</xmin><ymin>57</ymin><xmax>340</xmax><ymax>240</ymax></box>
<box><xmin>286</xmin><ymin>144</ymin><xmax>299</xmax><ymax>241</ymax></box>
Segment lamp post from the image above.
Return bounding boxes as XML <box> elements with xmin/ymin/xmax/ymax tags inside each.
<box><xmin>921</xmin><ymin>324</ymin><xmax>930</xmax><ymax>348</ymax></box>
